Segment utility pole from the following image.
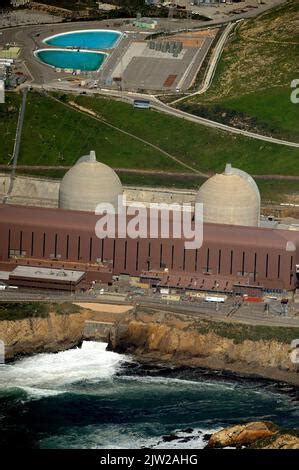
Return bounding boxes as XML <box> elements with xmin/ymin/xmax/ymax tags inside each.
<box><xmin>5</xmin><ymin>87</ymin><xmax>28</xmax><ymax>201</ymax></box>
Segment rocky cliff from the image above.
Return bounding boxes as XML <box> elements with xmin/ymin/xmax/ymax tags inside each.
<box><xmin>0</xmin><ymin>302</ymin><xmax>132</xmax><ymax>360</ymax></box>
<box><xmin>108</xmin><ymin>309</ymin><xmax>299</xmax><ymax>386</ymax></box>
<box><xmin>0</xmin><ymin>309</ymin><xmax>91</xmax><ymax>360</ymax></box>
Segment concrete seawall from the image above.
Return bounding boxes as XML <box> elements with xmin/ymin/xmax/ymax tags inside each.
<box><xmin>84</xmin><ymin>320</ymin><xmax>114</xmax><ymax>342</ymax></box>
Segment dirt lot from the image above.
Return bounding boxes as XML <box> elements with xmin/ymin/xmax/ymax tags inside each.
<box><xmin>75</xmin><ymin>302</ymin><xmax>134</xmax><ymax>323</ymax></box>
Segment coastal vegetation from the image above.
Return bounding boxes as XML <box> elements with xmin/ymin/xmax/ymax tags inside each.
<box><xmin>194</xmin><ymin>318</ymin><xmax>299</xmax><ymax>345</ymax></box>
<box><xmin>25</xmin><ymin>0</ymin><xmax>170</xmax><ymax>20</ymax></box>
<box><xmin>0</xmin><ymin>302</ymin><xmax>81</xmax><ymax>321</ymax></box>
<box><xmin>55</xmin><ymin>302</ymin><xmax>82</xmax><ymax>315</ymax></box>
<box><xmin>137</xmin><ymin>308</ymin><xmax>299</xmax><ymax>345</ymax></box>
<box><xmin>0</xmin><ymin>302</ymin><xmax>50</xmax><ymax>321</ymax></box>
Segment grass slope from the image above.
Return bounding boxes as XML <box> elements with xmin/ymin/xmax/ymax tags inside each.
<box><xmin>0</xmin><ymin>92</ymin><xmax>298</xmax><ymax>203</ymax></box>
<box><xmin>184</xmin><ymin>0</ymin><xmax>299</xmax><ymax>141</ymax></box>
<box><xmin>73</xmin><ymin>94</ymin><xmax>299</xmax><ymax>176</ymax></box>
<box><xmin>19</xmin><ymin>93</ymin><xmax>181</xmax><ymax>172</ymax></box>
<box><xmin>1</xmin><ymin>91</ymin><xmax>298</xmax><ymax>175</ymax></box>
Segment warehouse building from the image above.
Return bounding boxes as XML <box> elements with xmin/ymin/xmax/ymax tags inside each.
<box><xmin>0</xmin><ymin>153</ymin><xmax>298</xmax><ymax>294</ymax></box>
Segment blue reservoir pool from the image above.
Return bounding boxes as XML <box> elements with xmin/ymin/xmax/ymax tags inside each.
<box><xmin>35</xmin><ymin>49</ymin><xmax>106</xmax><ymax>71</ymax></box>
<box><xmin>44</xmin><ymin>30</ymin><xmax>122</xmax><ymax>49</ymax></box>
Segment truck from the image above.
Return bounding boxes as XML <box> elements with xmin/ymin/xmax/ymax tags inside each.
<box><xmin>205</xmin><ymin>296</ymin><xmax>226</xmax><ymax>303</ymax></box>
<box><xmin>133</xmin><ymin>99</ymin><xmax>150</xmax><ymax>109</ymax></box>
<box><xmin>186</xmin><ymin>291</ymin><xmax>204</xmax><ymax>299</ymax></box>
<box><xmin>160</xmin><ymin>288</ymin><xmax>170</xmax><ymax>295</ymax></box>
<box><xmin>129</xmin><ymin>280</ymin><xmax>150</xmax><ymax>289</ymax></box>
<box><xmin>161</xmin><ymin>294</ymin><xmax>181</xmax><ymax>302</ymax></box>
<box><xmin>243</xmin><ymin>295</ymin><xmax>262</xmax><ymax>302</ymax></box>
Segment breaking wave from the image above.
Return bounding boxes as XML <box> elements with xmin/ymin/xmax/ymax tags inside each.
<box><xmin>0</xmin><ymin>341</ymin><xmax>297</xmax><ymax>449</ymax></box>
<box><xmin>0</xmin><ymin>341</ymin><xmax>130</xmax><ymax>397</ymax></box>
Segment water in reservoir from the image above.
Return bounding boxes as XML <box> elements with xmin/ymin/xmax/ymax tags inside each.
<box><xmin>35</xmin><ymin>49</ymin><xmax>106</xmax><ymax>71</ymax></box>
<box><xmin>44</xmin><ymin>30</ymin><xmax>122</xmax><ymax>50</ymax></box>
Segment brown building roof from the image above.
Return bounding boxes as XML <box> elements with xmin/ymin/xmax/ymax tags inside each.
<box><xmin>0</xmin><ymin>203</ymin><xmax>297</xmax><ymax>251</ymax></box>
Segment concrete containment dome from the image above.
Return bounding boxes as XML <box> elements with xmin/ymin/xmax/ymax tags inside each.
<box><xmin>196</xmin><ymin>163</ymin><xmax>260</xmax><ymax>227</ymax></box>
<box><xmin>59</xmin><ymin>151</ymin><xmax>122</xmax><ymax>212</ymax></box>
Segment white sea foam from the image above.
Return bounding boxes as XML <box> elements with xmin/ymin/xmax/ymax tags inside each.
<box><xmin>120</xmin><ymin>374</ymin><xmax>236</xmax><ymax>390</ymax></box>
<box><xmin>0</xmin><ymin>341</ymin><xmax>130</xmax><ymax>397</ymax></box>
<box><xmin>40</xmin><ymin>424</ymin><xmax>220</xmax><ymax>450</ymax></box>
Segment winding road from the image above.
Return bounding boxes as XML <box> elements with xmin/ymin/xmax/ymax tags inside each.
<box><xmin>14</xmin><ymin>10</ymin><xmax>299</xmax><ymax>152</ymax></box>
<box><xmin>151</xmin><ymin>97</ymin><xmax>299</xmax><ymax>148</ymax></box>
<box><xmin>170</xmin><ymin>21</ymin><xmax>237</xmax><ymax>105</ymax></box>
<box><xmin>33</xmin><ymin>82</ymin><xmax>299</xmax><ymax>150</ymax></box>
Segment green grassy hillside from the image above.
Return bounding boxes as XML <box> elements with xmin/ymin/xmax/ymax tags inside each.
<box><xmin>0</xmin><ymin>91</ymin><xmax>298</xmax><ymax>204</ymax></box>
<box><xmin>182</xmin><ymin>0</ymin><xmax>299</xmax><ymax>141</ymax></box>
<box><xmin>72</xmin><ymin>94</ymin><xmax>299</xmax><ymax>176</ymax></box>
<box><xmin>1</xmin><ymin>91</ymin><xmax>298</xmax><ymax>176</ymax></box>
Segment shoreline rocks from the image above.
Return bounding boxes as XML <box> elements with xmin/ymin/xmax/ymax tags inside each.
<box><xmin>207</xmin><ymin>421</ymin><xmax>299</xmax><ymax>449</ymax></box>
<box><xmin>208</xmin><ymin>421</ymin><xmax>277</xmax><ymax>448</ymax></box>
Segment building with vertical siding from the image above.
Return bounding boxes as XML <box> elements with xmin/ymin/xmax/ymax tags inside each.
<box><xmin>0</xmin><ymin>154</ymin><xmax>298</xmax><ymax>293</ymax></box>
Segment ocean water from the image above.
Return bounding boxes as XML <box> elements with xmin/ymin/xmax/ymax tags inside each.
<box><xmin>44</xmin><ymin>30</ymin><xmax>121</xmax><ymax>49</ymax></box>
<box><xmin>0</xmin><ymin>342</ymin><xmax>297</xmax><ymax>449</ymax></box>
<box><xmin>35</xmin><ymin>49</ymin><xmax>106</xmax><ymax>71</ymax></box>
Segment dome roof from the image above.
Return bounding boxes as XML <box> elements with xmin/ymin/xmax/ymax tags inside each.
<box><xmin>59</xmin><ymin>151</ymin><xmax>122</xmax><ymax>212</ymax></box>
<box><xmin>196</xmin><ymin>164</ymin><xmax>260</xmax><ymax>227</ymax></box>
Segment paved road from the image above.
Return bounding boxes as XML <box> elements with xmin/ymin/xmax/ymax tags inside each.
<box><xmin>152</xmin><ymin>98</ymin><xmax>299</xmax><ymax>149</ymax></box>
<box><xmin>132</xmin><ymin>296</ymin><xmax>299</xmax><ymax>328</ymax></box>
<box><xmin>172</xmin><ymin>22</ymin><xmax>236</xmax><ymax>105</ymax></box>
<box><xmin>1</xmin><ymin>290</ymin><xmax>298</xmax><ymax>328</ymax></box>
<box><xmin>177</xmin><ymin>35</ymin><xmax>214</xmax><ymax>91</ymax></box>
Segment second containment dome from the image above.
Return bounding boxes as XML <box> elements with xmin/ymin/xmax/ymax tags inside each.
<box><xmin>195</xmin><ymin>164</ymin><xmax>260</xmax><ymax>227</ymax></box>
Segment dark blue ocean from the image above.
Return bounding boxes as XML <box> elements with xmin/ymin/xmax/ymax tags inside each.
<box><xmin>0</xmin><ymin>342</ymin><xmax>297</xmax><ymax>449</ymax></box>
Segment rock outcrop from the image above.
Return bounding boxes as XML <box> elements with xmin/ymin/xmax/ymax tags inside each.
<box><xmin>208</xmin><ymin>421</ymin><xmax>277</xmax><ymax>448</ymax></box>
<box><xmin>258</xmin><ymin>433</ymin><xmax>299</xmax><ymax>449</ymax></box>
<box><xmin>0</xmin><ymin>303</ymin><xmax>132</xmax><ymax>360</ymax></box>
<box><xmin>108</xmin><ymin>309</ymin><xmax>299</xmax><ymax>385</ymax></box>
<box><xmin>208</xmin><ymin>421</ymin><xmax>299</xmax><ymax>449</ymax></box>
<box><xmin>0</xmin><ymin>309</ymin><xmax>91</xmax><ymax>360</ymax></box>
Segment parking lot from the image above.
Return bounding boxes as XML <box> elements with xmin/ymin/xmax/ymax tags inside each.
<box><xmin>109</xmin><ymin>35</ymin><xmax>213</xmax><ymax>91</ymax></box>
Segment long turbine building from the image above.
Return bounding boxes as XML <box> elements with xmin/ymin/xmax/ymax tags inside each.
<box><xmin>0</xmin><ymin>153</ymin><xmax>298</xmax><ymax>293</ymax></box>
